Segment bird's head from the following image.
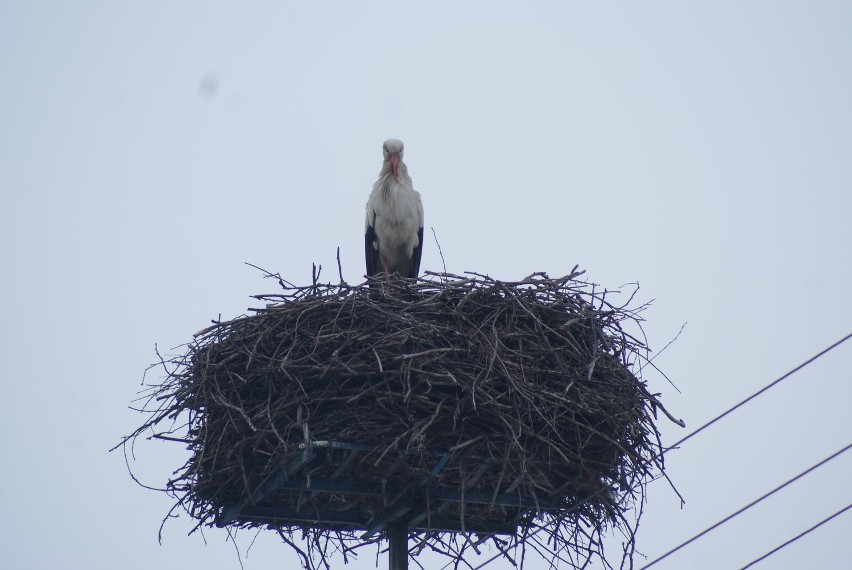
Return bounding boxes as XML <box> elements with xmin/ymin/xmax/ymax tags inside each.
<box><xmin>382</xmin><ymin>138</ymin><xmax>405</xmax><ymax>181</ymax></box>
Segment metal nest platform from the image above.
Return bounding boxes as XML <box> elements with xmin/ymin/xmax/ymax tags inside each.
<box><xmin>218</xmin><ymin>438</ymin><xmax>545</xmax><ymax>536</ymax></box>
<box><xmin>120</xmin><ymin>269</ymin><xmax>683</xmax><ymax>569</ymax></box>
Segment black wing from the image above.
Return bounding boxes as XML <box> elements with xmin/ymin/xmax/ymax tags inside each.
<box><xmin>410</xmin><ymin>226</ymin><xmax>424</xmax><ymax>278</ymax></box>
<box><xmin>365</xmin><ymin>220</ymin><xmax>380</xmax><ymax>278</ymax></box>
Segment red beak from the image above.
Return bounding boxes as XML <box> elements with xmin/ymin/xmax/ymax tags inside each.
<box><xmin>390</xmin><ymin>154</ymin><xmax>399</xmax><ymax>180</ymax></box>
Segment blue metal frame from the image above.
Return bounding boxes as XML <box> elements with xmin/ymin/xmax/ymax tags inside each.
<box><xmin>216</xmin><ymin>441</ymin><xmax>551</xmax><ymax>535</ymax></box>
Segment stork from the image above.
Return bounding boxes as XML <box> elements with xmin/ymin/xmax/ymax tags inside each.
<box><xmin>365</xmin><ymin>139</ymin><xmax>424</xmax><ymax>280</ymax></box>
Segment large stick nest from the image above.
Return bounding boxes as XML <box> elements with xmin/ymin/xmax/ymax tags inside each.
<box><xmin>122</xmin><ymin>268</ymin><xmax>682</xmax><ymax>569</ymax></box>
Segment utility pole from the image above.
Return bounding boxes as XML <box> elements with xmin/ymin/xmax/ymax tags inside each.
<box><xmin>388</xmin><ymin>522</ymin><xmax>408</xmax><ymax>570</ymax></box>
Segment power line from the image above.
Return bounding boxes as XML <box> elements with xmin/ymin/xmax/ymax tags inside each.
<box><xmin>664</xmin><ymin>332</ymin><xmax>852</xmax><ymax>453</ymax></box>
<box><xmin>468</xmin><ymin>332</ymin><xmax>852</xmax><ymax>570</ymax></box>
<box><xmin>738</xmin><ymin>503</ymin><xmax>852</xmax><ymax>569</ymax></box>
<box><xmin>638</xmin><ymin>442</ymin><xmax>852</xmax><ymax>569</ymax></box>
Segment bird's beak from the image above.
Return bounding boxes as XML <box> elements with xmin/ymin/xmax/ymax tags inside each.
<box><xmin>390</xmin><ymin>154</ymin><xmax>399</xmax><ymax>180</ymax></box>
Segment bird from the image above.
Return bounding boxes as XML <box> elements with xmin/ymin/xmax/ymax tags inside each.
<box><xmin>365</xmin><ymin>138</ymin><xmax>424</xmax><ymax>280</ymax></box>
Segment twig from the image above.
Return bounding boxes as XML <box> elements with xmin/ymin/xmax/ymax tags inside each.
<box><xmin>117</xmin><ymin>268</ymin><xmax>678</xmax><ymax>570</ymax></box>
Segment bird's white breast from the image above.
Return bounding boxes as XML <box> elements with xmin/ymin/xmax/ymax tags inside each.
<box><xmin>366</xmin><ymin>176</ymin><xmax>423</xmax><ymax>257</ymax></box>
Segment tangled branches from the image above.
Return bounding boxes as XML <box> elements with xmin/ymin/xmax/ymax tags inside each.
<box><xmin>121</xmin><ymin>268</ymin><xmax>682</xmax><ymax>569</ymax></box>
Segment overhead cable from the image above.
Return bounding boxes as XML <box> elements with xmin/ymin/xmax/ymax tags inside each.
<box><xmin>665</xmin><ymin>332</ymin><xmax>852</xmax><ymax>453</ymax></box>
<box><xmin>639</xmin><ymin>442</ymin><xmax>852</xmax><ymax>569</ymax></box>
<box><xmin>738</xmin><ymin>503</ymin><xmax>852</xmax><ymax>569</ymax></box>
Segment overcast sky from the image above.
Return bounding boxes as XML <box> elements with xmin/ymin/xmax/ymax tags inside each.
<box><xmin>1</xmin><ymin>2</ymin><xmax>850</xmax><ymax>569</ymax></box>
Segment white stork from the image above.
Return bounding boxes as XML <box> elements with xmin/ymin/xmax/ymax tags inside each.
<box><xmin>365</xmin><ymin>139</ymin><xmax>424</xmax><ymax>279</ymax></box>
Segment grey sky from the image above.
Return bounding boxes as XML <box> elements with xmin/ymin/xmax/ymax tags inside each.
<box><xmin>1</xmin><ymin>1</ymin><xmax>850</xmax><ymax>568</ymax></box>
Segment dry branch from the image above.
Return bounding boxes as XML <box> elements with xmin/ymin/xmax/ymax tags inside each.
<box><xmin>119</xmin><ymin>268</ymin><xmax>681</xmax><ymax>569</ymax></box>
